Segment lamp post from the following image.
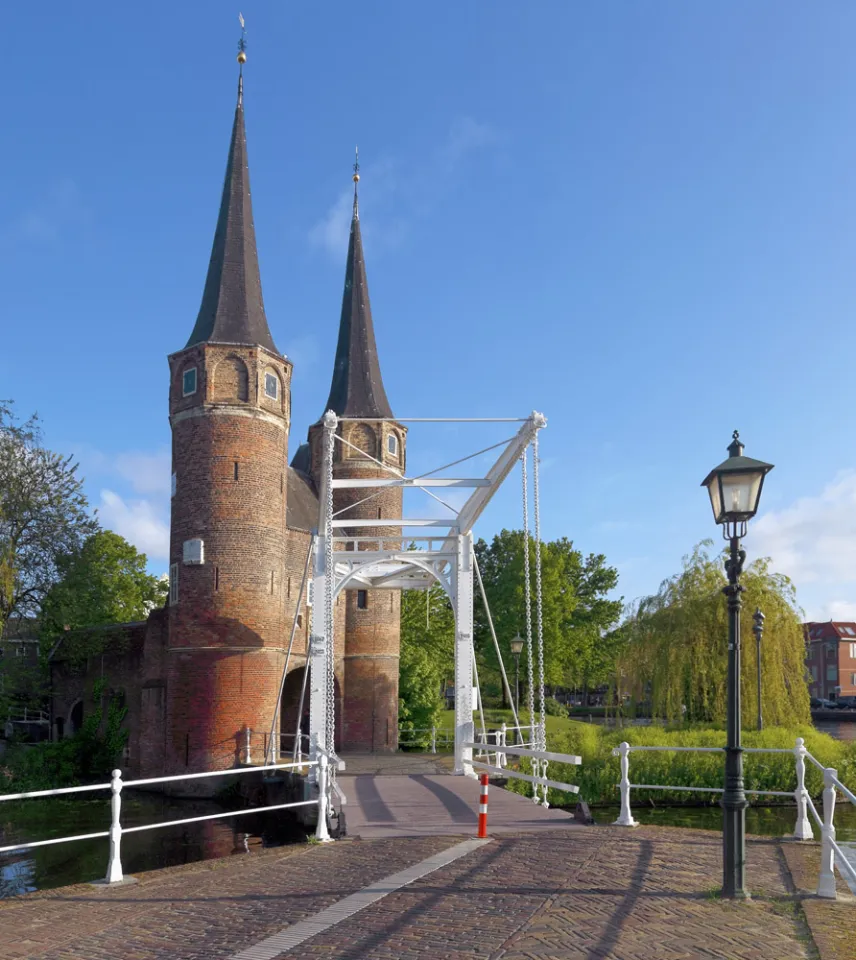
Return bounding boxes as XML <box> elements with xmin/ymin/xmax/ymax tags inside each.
<box><xmin>701</xmin><ymin>430</ymin><xmax>773</xmax><ymax>900</ymax></box>
<box><xmin>753</xmin><ymin>608</ymin><xmax>765</xmax><ymax>732</ymax></box>
<box><xmin>510</xmin><ymin>634</ymin><xmax>524</xmax><ymax>719</ymax></box>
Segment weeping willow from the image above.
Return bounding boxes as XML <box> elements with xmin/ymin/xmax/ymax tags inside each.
<box><xmin>618</xmin><ymin>541</ymin><xmax>810</xmax><ymax>727</ymax></box>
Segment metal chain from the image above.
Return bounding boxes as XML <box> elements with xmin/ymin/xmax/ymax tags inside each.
<box><xmin>533</xmin><ymin>429</ymin><xmax>548</xmax><ymax>806</ymax></box>
<box><xmin>323</xmin><ymin>417</ymin><xmax>336</xmax><ymax>782</ymax></box>
<box><xmin>521</xmin><ymin>448</ymin><xmax>537</xmax><ymax>802</ymax></box>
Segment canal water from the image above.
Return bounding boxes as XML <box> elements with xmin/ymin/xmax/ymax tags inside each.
<box><xmin>0</xmin><ymin>790</ymin><xmax>310</xmax><ymax>899</ymax></box>
<box><xmin>3</xmin><ymin>718</ymin><xmax>854</xmax><ymax>898</ymax></box>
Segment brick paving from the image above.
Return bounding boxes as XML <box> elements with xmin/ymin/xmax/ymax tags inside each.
<box><xmin>0</xmin><ymin>826</ymin><xmax>841</xmax><ymax>960</ymax></box>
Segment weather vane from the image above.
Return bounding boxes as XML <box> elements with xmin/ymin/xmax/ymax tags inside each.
<box><xmin>353</xmin><ymin>146</ymin><xmax>360</xmax><ymax>218</ymax></box>
<box><xmin>237</xmin><ymin>13</ymin><xmax>247</xmax><ymax>67</ymax></box>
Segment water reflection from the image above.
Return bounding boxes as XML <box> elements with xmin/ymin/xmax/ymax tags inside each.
<box><xmin>0</xmin><ymin>790</ymin><xmax>309</xmax><ymax>899</ymax></box>
<box><xmin>813</xmin><ymin>719</ymin><xmax>856</xmax><ymax>741</ymax></box>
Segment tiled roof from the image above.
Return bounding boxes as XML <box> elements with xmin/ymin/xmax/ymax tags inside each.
<box><xmin>804</xmin><ymin>621</ymin><xmax>856</xmax><ymax>641</ymax></box>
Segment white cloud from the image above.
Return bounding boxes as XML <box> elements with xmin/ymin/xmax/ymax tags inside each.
<box><xmin>309</xmin><ymin>118</ymin><xmax>496</xmax><ymax>259</ymax></box>
<box><xmin>114</xmin><ymin>449</ymin><xmax>171</xmax><ymax>497</ymax></box>
<box><xmin>752</xmin><ymin>471</ymin><xmax>856</xmax><ymax>585</ymax></box>
<box><xmin>98</xmin><ymin>489</ymin><xmax>170</xmax><ymax>562</ymax></box>
<box><xmin>828</xmin><ymin>600</ymin><xmax>856</xmax><ymax>621</ymax></box>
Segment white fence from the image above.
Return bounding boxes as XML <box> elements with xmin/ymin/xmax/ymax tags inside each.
<box><xmin>612</xmin><ymin>736</ymin><xmax>856</xmax><ymax>900</ymax></box>
<box><xmin>0</xmin><ymin>753</ymin><xmax>337</xmax><ymax>886</ymax></box>
<box><xmin>399</xmin><ymin>722</ymin><xmax>539</xmax><ymax>756</ymax></box>
<box><xmin>464</xmin><ymin>739</ymin><xmax>582</xmax><ymax>804</ymax></box>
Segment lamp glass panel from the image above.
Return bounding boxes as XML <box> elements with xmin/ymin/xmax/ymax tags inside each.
<box><xmin>720</xmin><ymin>471</ymin><xmax>763</xmax><ymax>518</ymax></box>
<box><xmin>510</xmin><ymin>638</ymin><xmax>524</xmax><ymax>655</ymax></box>
<box><xmin>706</xmin><ymin>476</ymin><xmax>723</xmax><ymax>522</ymax></box>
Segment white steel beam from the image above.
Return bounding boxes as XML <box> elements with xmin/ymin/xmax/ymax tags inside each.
<box><xmin>331</xmin><ymin>478</ymin><xmax>491</xmax><ymax>489</ymax></box>
<box><xmin>454</xmin><ymin>532</ymin><xmax>475</xmax><ymax>776</ymax></box>
<box><xmin>447</xmin><ymin>412</ymin><xmax>546</xmax><ymax>542</ymax></box>
<box><xmin>331</xmin><ymin>519</ymin><xmax>456</xmax><ymax>528</ymax></box>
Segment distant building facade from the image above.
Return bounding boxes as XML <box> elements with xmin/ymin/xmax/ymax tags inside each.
<box><xmin>804</xmin><ymin>621</ymin><xmax>856</xmax><ymax>700</ymax></box>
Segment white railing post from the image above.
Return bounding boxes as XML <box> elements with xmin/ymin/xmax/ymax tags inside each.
<box><xmin>500</xmin><ymin>723</ymin><xmax>507</xmax><ymax>768</ymax></box>
<box><xmin>244</xmin><ymin>726</ymin><xmax>252</xmax><ymax>764</ymax></box>
<box><xmin>315</xmin><ymin>753</ymin><xmax>333</xmax><ymax>843</ymax></box>
<box><xmin>431</xmin><ymin>726</ymin><xmax>437</xmax><ymax>754</ymax></box>
<box><xmin>105</xmin><ymin>769</ymin><xmax>124</xmax><ymax>883</ymax></box>
<box><xmin>817</xmin><ymin>767</ymin><xmax>838</xmax><ymax>899</ymax></box>
<box><xmin>793</xmin><ymin>737</ymin><xmax>813</xmax><ymax>840</ymax></box>
<box><xmin>612</xmin><ymin>742</ymin><xmax>638</xmax><ymax>826</ymax></box>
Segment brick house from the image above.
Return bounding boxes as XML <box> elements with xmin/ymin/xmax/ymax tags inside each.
<box><xmin>803</xmin><ymin>621</ymin><xmax>856</xmax><ymax>700</ymax></box>
<box><xmin>49</xmin><ymin>71</ymin><xmax>403</xmax><ymax>788</ymax></box>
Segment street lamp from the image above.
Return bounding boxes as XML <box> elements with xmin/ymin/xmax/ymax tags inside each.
<box><xmin>701</xmin><ymin>430</ymin><xmax>773</xmax><ymax>900</ymax></box>
<box><xmin>510</xmin><ymin>634</ymin><xmax>525</xmax><ymax>720</ymax></box>
<box><xmin>753</xmin><ymin>608</ymin><xmax>765</xmax><ymax>733</ymax></box>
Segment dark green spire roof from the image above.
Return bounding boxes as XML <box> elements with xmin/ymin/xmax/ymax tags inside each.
<box><xmin>322</xmin><ymin>191</ymin><xmax>393</xmax><ymax>419</ymax></box>
<box><xmin>185</xmin><ymin>77</ymin><xmax>277</xmax><ymax>354</ymax></box>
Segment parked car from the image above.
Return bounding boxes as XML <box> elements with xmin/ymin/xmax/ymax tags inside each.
<box><xmin>834</xmin><ymin>696</ymin><xmax>856</xmax><ymax>710</ymax></box>
<box><xmin>810</xmin><ymin>697</ymin><xmax>836</xmax><ymax>710</ymax></box>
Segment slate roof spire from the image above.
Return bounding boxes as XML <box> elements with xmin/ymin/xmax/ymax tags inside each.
<box><xmin>184</xmin><ymin>41</ymin><xmax>277</xmax><ymax>355</ymax></box>
<box><xmin>322</xmin><ymin>154</ymin><xmax>394</xmax><ymax>418</ymax></box>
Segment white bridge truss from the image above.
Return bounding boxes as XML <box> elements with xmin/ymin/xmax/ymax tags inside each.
<box><xmin>308</xmin><ymin>410</ymin><xmax>547</xmax><ymax>777</ymax></box>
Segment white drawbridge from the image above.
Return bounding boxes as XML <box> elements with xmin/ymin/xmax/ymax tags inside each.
<box><xmin>267</xmin><ymin>411</ymin><xmax>565</xmax><ymax>809</ymax></box>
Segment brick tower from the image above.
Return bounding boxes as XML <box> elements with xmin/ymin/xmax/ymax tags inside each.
<box><xmin>163</xmin><ymin>73</ymin><xmax>292</xmax><ymax>775</ymax></box>
<box><xmin>309</xmin><ymin>168</ymin><xmax>405</xmax><ymax>752</ymax></box>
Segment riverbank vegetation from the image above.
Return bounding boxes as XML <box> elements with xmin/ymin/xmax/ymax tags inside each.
<box><xmin>503</xmin><ymin>720</ymin><xmax>854</xmax><ymax>807</ymax></box>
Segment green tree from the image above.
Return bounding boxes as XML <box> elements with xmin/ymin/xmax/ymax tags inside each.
<box><xmin>399</xmin><ymin>583</ymin><xmax>455</xmax><ymax>742</ymax></box>
<box><xmin>619</xmin><ymin>540</ymin><xmax>810</xmax><ymax>726</ymax></box>
<box><xmin>0</xmin><ymin>403</ymin><xmax>97</xmax><ymax>637</ymax></box>
<box><xmin>41</xmin><ymin>530</ymin><xmax>168</xmax><ymax>659</ymax></box>
<box><xmin>474</xmin><ymin>530</ymin><xmax>623</xmax><ymax>699</ymax></box>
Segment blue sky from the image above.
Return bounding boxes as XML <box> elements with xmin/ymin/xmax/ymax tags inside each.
<box><xmin>3</xmin><ymin>3</ymin><xmax>856</xmax><ymax>622</ymax></box>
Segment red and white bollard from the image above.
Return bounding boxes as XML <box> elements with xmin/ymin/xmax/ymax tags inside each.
<box><xmin>477</xmin><ymin>773</ymin><xmax>489</xmax><ymax>838</ymax></box>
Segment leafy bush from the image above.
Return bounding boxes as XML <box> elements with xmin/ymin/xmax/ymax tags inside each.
<box><xmin>544</xmin><ymin>697</ymin><xmax>569</xmax><ymax>718</ymax></box>
<box><xmin>505</xmin><ymin>723</ymin><xmax>855</xmax><ymax>808</ymax></box>
<box><xmin>0</xmin><ymin>681</ymin><xmax>128</xmax><ymax>792</ymax></box>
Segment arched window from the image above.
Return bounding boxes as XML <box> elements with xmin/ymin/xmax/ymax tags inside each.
<box><xmin>387</xmin><ymin>434</ymin><xmax>398</xmax><ymax>456</ymax></box>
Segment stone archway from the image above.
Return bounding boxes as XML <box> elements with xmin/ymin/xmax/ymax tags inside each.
<box><xmin>279</xmin><ymin>665</ymin><xmax>342</xmax><ymax>756</ymax></box>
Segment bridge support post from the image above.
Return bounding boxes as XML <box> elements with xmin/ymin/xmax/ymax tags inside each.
<box><xmin>793</xmin><ymin>737</ymin><xmax>813</xmax><ymax>840</ymax></box>
<box><xmin>105</xmin><ymin>769</ymin><xmax>124</xmax><ymax>883</ymax></box>
<box><xmin>817</xmin><ymin>768</ymin><xmax>838</xmax><ymax>898</ymax></box>
<box><xmin>453</xmin><ymin>532</ymin><xmax>475</xmax><ymax>776</ymax></box>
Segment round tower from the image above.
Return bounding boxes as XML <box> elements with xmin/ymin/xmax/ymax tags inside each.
<box><xmin>160</xmin><ymin>74</ymin><xmax>293</xmax><ymax>778</ymax></box>
<box><xmin>308</xmin><ymin>167</ymin><xmax>404</xmax><ymax>752</ymax></box>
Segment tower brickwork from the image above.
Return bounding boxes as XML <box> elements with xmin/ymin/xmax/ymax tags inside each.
<box><xmin>161</xmin><ymin>76</ymin><xmax>303</xmax><ymax>777</ymax></box>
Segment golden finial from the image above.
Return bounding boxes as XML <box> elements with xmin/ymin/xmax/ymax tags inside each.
<box><xmin>237</xmin><ymin>13</ymin><xmax>247</xmax><ymax>65</ymax></box>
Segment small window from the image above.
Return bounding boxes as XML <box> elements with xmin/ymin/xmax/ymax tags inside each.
<box><xmin>851</xmin><ymin>643</ymin><xmax>856</xmax><ymax>659</ymax></box>
<box><xmin>852</xmin><ymin>672</ymin><xmax>856</xmax><ymax>686</ymax></box>
<box><xmin>265</xmin><ymin>373</ymin><xmax>279</xmax><ymax>399</ymax></box>
<box><xmin>182</xmin><ymin>367</ymin><xmax>197</xmax><ymax>397</ymax></box>
<box><xmin>810</xmin><ymin>665</ymin><xmax>818</xmax><ymax>682</ymax></box>
<box><xmin>270</xmin><ymin>570</ymin><xmax>275</xmax><ymax>594</ymax></box>
<box><xmin>357</xmin><ymin>589</ymin><xmax>368</xmax><ymax>610</ymax></box>
<box><xmin>827</xmin><ymin>665</ymin><xmax>838</xmax><ymax>682</ymax></box>
<box><xmin>171</xmin><ymin>472</ymin><xmax>177</xmax><ymax>498</ymax></box>
<box><xmin>214</xmin><ymin>566</ymin><xmax>220</xmax><ymax>591</ymax></box>
<box><xmin>169</xmin><ymin>564</ymin><xmax>179</xmax><ymax>605</ymax></box>
<box><xmin>297</xmin><ymin>614</ymin><xmax>303</xmax><ymax>629</ymax></box>
<box><xmin>234</xmin><ymin>462</ymin><xmax>239</xmax><ymax>481</ymax></box>
<box><xmin>388</xmin><ymin>434</ymin><xmax>399</xmax><ymax>456</ymax></box>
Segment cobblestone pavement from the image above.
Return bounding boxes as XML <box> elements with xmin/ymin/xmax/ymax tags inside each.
<box><xmin>0</xmin><ymin>827</ymin><xmax>837</xmax><ymax>960</ymax></box>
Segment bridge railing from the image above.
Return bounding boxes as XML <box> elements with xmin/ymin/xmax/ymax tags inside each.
<box><xmin>463</xmin><ymin>740</ymin><xmax>582</xmax><ymax>803</ymax></box>
<box><xmin>0</xmin><ymin>755</ymin><xmax>335</xmax><ymax>887</ymax></box>
<box><xmin>611</xmin><ymin>736</ymin><xmax>856</xmax><ymax>900</ymax></box>
<box><xmin>398</xmin><ymin>723</ymin><xmax>539</xmax><ymax>758</ymax></box>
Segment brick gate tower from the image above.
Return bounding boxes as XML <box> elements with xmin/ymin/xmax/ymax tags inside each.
<box><xmin>308</xmin><ymin>167</ymin><xmax>405</xmax><ymax>752</ymax></box>
<box><xmin>163</xmin><ymin>72</ymin><xmax>293</xmax><ymax>774</ymax></box>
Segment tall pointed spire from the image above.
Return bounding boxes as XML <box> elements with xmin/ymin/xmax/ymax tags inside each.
<box><xmin>185</xmin><ymin>22</ymin><xmax>277</xmax><ymax>354</ymax></box>
<box><xmin>322</xmin><ymin>156</ymin><xmax>394</xmax><ymax>418</ymax></box>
